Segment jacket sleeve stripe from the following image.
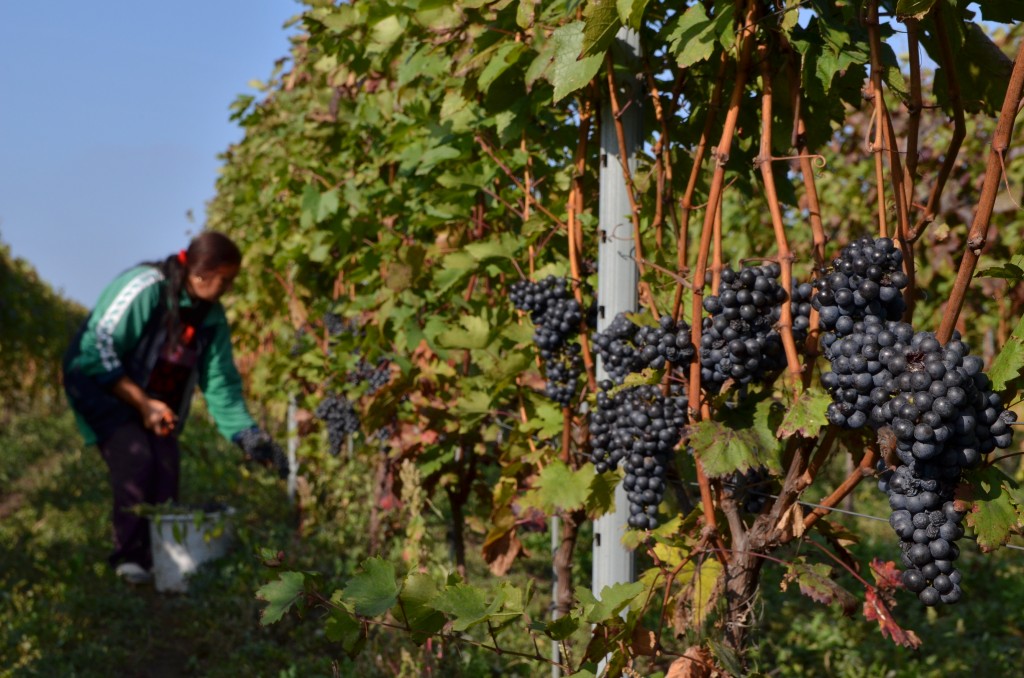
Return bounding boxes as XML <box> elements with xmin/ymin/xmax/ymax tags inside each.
<box><xmin>95</xmin><ymin>269</ymin><xmax>164</xmax><ymax>372</ymax></box>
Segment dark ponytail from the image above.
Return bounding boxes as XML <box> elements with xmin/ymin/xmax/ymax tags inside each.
<box><xmin>140</xmin><ymin>230</ymin><xmax>242</xmax><ymax>350</ymax></box>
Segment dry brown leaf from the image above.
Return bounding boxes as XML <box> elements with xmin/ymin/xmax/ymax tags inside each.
<box><xmin>666</xmin><ymin>645</ymin><xmax>714</xmax><ymax>678</ymax></box>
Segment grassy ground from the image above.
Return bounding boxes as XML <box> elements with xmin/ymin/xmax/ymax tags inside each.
<box><xmin>0</xmin><ymin>407</ymin><xmax>551</xmax><ymax>677</ymax></box>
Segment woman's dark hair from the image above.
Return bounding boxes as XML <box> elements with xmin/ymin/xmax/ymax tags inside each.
<box><xmin>142</xmin><ymin>230</ymin><xmax>242</xmax><ymax>348</ymax></box>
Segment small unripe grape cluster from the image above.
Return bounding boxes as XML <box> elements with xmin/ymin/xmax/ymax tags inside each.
<box><xmin>510</xmin><ymin>276</ymin><xmax>586</xmax><ymax>407</ymax></box>
<box><xmin>699</xmin><ymin>263</ymin><xmax>811</xmax><ymax>391</ymax></box>
<box><xmin>590</xmin><ymin>382</ymin><xmax>689</xmax><ymax>529</ymax></box>
<box><xmin>592</xmin><ymin>312</ymin><xmax>695</xmax><ymax>385</ymax></box>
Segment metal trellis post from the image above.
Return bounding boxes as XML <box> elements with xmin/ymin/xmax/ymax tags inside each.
<box><xmin>592</xmin><ymin>26</ymin><xmax>642</xmax><ymax>605</ymax></box>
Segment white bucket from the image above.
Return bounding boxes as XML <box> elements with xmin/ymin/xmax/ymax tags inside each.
<box><xmin>149</xmin><ymin>505</ymin><xmax>236</xmax><ymax>593</ymax></box>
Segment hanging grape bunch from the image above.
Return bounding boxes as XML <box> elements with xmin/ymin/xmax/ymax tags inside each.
<box><xmin>509</xmin><ymin>276</ymin><xmax>585</xmax><ymax>407</ymax></box>
<box><xmin>588</xmin><ymin>313</ymin><xmax>694</xmax><ymax>529</ymax></box>
<box><xmin>315</xmin><ymin>394</ymin><xmax>361</xmax><ymax>456</ymax></box>
<box><xmin>349</xmin><ymin>356</ymin><xmax>391</xmax><ymax>395</ymax></box>
<box><xmin>810</xmin><ymin>236</ymin><xmax>908</xmax><ymax>353</ymax></box>
<box><xmin>592</xmin><ymin>312</ymin><xmax>696</xmax><ymax>385</ymax></box>
<box><xmin>817</xmin><ymin>238</ymin><xmax>1015</xmax><ymax>606</ymax></box>
<box><xmin>699</xmin><ymin>263</ymin><xmax>811</xmax><ymax>392</ymax></box>
<box><xmin>590</xmin><ymin>382</ymin><xmax>689</xmax><ymax>529</ymax></box>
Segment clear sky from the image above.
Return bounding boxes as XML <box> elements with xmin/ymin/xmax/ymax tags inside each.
<box><xmin>0</xmin><ymin>1</ymin><xmax>302</xmax><ymax>307</ymax></box>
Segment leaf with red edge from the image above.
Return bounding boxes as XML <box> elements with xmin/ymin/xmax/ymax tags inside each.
<box><xmin>869</xmin><ymin>558</ymin><xmax>903</xmax><ymax>590</ymax></box>
<box><xmin>863</xmin><ymin>588</ymin><xmax>922</xmax><ymax>649</ymax></box>
<box><xmin>780</xmin><ymin>560</ymin><xmax>858</xmax><ymax>615</ymax></box>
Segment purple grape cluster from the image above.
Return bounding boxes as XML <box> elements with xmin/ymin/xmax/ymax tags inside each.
<box><xmin>510</xmin><ymin>276</ymin><xmax>584</xmax><ymax>407</ymax></box>
<box><xmin>589</xmin><ymin>382</ymin><xmax>689</xmax><ymax>529</ymax></box>
<box><xmin>817</xmin><ymin>238</ymin><xmax>1015</xmax><ymax>606</ymax></box>
<box><xmin>315</xmin><ymin>394</ymin><xmax>360</xmax><ymax>456</ymax></box>
<box><xmin>811</xmin><ymin>236</ymin><xmax>908</xmax><ymax>349</ymax></box>
<box><xmin>349</xmin><ymin>357</ymin><xmax>391</xmax><ymax>395</ymax></box>
<box><xmin>592</xmin><ymin>312</ymin><xmax>695</xmax><ymax>385</ymax></box>
<box><xmin>699</xmin><ymin>263</ymin><xmax>811</xmax><ymax>391</ymax></box>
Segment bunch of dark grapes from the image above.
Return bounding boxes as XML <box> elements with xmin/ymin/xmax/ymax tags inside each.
<box><xmin>816</xmin><ymin>238</ymin><xmax>1015</xmax><ymax>606</ymax></box>
<box><xmin>590</xmin><ymin>382</ymin><xmax>689</xmax><ymax>529</ymax></box>
<box><xmin>592</xmin><ymin>312</ymin><xmax>695</xmax><ymax>385</ymax></box>
<box><xmin>510</xmin><ymin>276</ymin><xmax>585</xmax><ymax>406</ymax></box>
<box><xmin>323</xmin><ymin>312</ymin><xmax>359</xmax><ymax>338</ymax></box>
<box><xmin>810</xmin><ymin>236</ymin><xmax>908</xmax><ymax>351</ymax></box>
<box><xmin>725</xmin><ymin>465</ymin><xmax>773</xmax><ymax>514</ymax></box>
<box><xmin>349</xmin><ymin>357</ymin><xmax>391</xmax><ymax>395</ymax></box>
<box><xmin>699</xmin><ymin>264</ymin><xmax>811</xmax><ymax>391</ymax></box>
<box><xmin>314</xmin><ymin>394</ymin><xmax>361</xmax><ymax>456</ymax></box>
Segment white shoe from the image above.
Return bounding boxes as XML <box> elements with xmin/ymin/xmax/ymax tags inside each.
<box><xmin>115</xmin><ymin>562</ymin><xmax>154</xmax><ymax>585</ymax></box>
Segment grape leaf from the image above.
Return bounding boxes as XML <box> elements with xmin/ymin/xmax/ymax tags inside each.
<box><xmin>976</xmin><ymin>262</ymin><xmax>1024</xmax><ymax>281</ymax></box>
<box><xmin>324</xmin><ymin>604</ymin><xmax>367</xmax><ymax>657</ymax></box>
<box><xmin>586</xmin><ymin>470</ymin><xmax>620</xmax><ymax>517</ymax></box>
<box><xmin>437</xmin><ymin>315</ymin><xmax>492</xmax><ymax>349</ymax></box>
<box><xmin>516</xmin><ymin>0</ymin><xmax>536</xmax><ymax>29</ymax></box>
<box><xmin>667</xmin><ymin>5</ymin><xmax>715</xmax><ymax>68</ymax></box>
<box><xmin>478</xmin><ymin>42</ymin><xmax>527</xmax><ymax>93</ymax></box>
<box><xmin>395</xmin><ymin>572</ymin><xmax>446</xmax><ymax>641</ymax></box>
<box><xmin>895</xmin><ymin>0</ymin><xmax>937</xmax><ymax>19</ymax></box>
<box><xmin>523</xmin><ymin>460</ymin><xmax>596</xmax><ymax>512</ymax></box>
<box><xmin>256</xmin><ymin>571</ymin><xmax>307</xmax><ymax>625</ymax></box>
<box><xmin>988</xmin><ymin>311</ymin><xmax>1024</xmax><ymax>393</ymax></box>
<box><xmin>960</xmin><ymin>465</ymin><xmax>1023</xmax><ymax>551</ymax></box>
<box><xmin>343</xmin><ymin>557</ymin><xmax>400</xmax><ymax>617</ymax></box>
<box><xmin>580</xmin><ymin>0</ymin><xmax>621</xmax><ymax>58</ymax></box>
<box><xmin>550</xmin><ymin>22</ymin><xmax>605</xmax><ymax>102</ymax></box>
<box><xmin>583</xmin><ymin>581</ymin><xmax>645</xmax><ymax>623</ymax></box>
<box><xmin>616</xmin><ymin>0</ymin><xmax>649</xmax><ymax>29</ymax></box>
<box><xmin>690</xmin><ymin>393</ymin><xmax>784</xmax><ymax>477</ymax></box>
<box><xmin>781</xmin><ymin>560</ymin><xmax>857</xmax><ymax>614</ymax></box>
<box><xmin>863</xmin><ymin>588</ymin><xmax>922</xmax><ymax>649</ymax></box>
<box><xmin>776</xmin><ymin>386</ymin><xmax>831</xmax><ymax>438</ymax></box>
<box><xmin>543</xmin><ymin>613</ymin><xmax>580</xmax><ymax>640</ymax></box>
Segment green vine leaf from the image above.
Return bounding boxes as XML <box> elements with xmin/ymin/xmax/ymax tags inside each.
<box><xmin>988</xmin><ymin>311</ymin><xmax>1024</xmax><ymax>393</ymax></box>
<box><xmin>550</xmin><ymin>22</ymin><xmax>605</xmax><ymax>101</ymax></box>
<box><xmin>581</xmin><ymin>0</ymin><xmax>621</xmax><ymax>58</ymax></box>
<box><xmin>578</xmin><ymin>580</ymin><xmax>645</xmax><ymax>623</ymax></box>
<box><xmin>976</xmin><ymin>262</ymin><xmax>1024</xmax><ymax>281</ymax></box>
<box><xmin>667</xmin><ymin>4</ymin><xmax>715</xmax><ymax>68</ymax></box>
<box><xmin>256</xmin><ymin>571</ymin><xmax>308</xmax><ymax>625</ymax></box>
<box><xmin>960</xmin><ymin>465</ymin><xmax>1024</xmax><ymax>551</ymax></box>
<box><xmin>478</xmin><ymin>42</ymin><xmax>528</xmax><ymax>93</ymax></box>
<box><xmin>776</xmin><ymin>387</ymin><xmax>831</xmax><ymax>439</ymax></box>
<box><xmin>616</xmin><ymin>0</ymin><xmax>649</xmax><ymax>30</ymax></box>
<box><xmin>324</xmin><ymin>604</ymin><xmax>367</xmax><ymax>657</ymax></box>
<box><xmin>343</xmin><ymin>557</ymin><xmax>400</xmax><ymax>617</ymax></box>
<box><xmin>895</xmin><ymin>0</ymin><xmax>937</xmax><ymax>19</ymax></box>
<box><xmin>522</xmin><ymin>460</ymin><xmax>597</xmax><ymax>513</ymax></box>
<box><xmin>437</xmin><ymin>315</ymin><xmax>493</xmax><ymax>349</ymax></box>
<box><xmin>690</xmin><ymin>393</ymin><xmax>785</xmax><ymax>477</ymax></box>
<box><xmin>396</xmin><ymin>572</ymin><xmax>447</xmax><ymax>642</ymax></box>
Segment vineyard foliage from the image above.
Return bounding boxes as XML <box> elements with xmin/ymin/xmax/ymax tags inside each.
<box><xmin>204</xmin><ymin>0</ymin><xmax>1024</xmax><ymax>673</ymax></box>
<box><xmin>0</xmin><ymin>236</ymin><xmax>86</xmax><ymax>417</ymax></box>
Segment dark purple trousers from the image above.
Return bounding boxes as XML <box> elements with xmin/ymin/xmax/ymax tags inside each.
<box><xmin>97</xmin><ymin>421</ymin><xmax>180</xmax><ymax>569</ymax></box>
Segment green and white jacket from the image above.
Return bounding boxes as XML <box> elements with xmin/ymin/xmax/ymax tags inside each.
<box><xmin>63</xmin><ymin>265</ymin><xmax>256</xmax><ymax>445</ymax></box>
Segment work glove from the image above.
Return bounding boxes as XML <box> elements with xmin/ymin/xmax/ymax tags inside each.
<box><xmin>235</xmin><ymin>427</ymin><xmax>290</xmax><ymax>479</ymax></box>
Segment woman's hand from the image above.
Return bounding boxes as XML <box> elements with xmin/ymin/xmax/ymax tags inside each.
<box><xmin>143</xmin><ymin>399</ymin><xmax>177</xmax><ymax>436</ymax></box>
<box><xmin>111</xmin><ymin>376</ymin><xmax>177</xmax><ymax>436</ymax></box>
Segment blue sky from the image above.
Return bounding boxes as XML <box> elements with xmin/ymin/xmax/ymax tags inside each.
<box><xmin>0</xmin><ymin>1</ymin><xmax>302</xmax><ymax>306</ymax></box>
